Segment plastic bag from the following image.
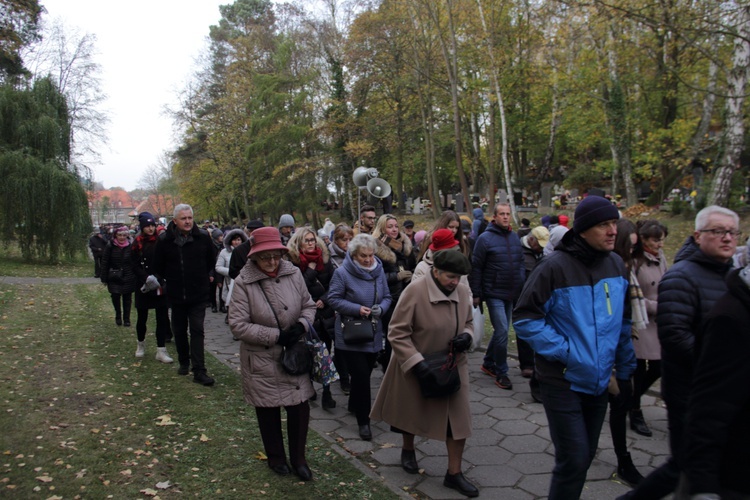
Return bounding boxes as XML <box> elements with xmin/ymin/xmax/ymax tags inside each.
<box><xmin>471</xmin><ymin>306</ymin><xmax>484</xmax><ymax>351</ymax></box>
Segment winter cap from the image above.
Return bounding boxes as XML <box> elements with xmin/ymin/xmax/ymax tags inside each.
<box><xmin>278</xmin><ymin>214</ymin><xmax>295</xmax><ymax>229</ymax></box>
<box><xmin>558</xmin><ymin>214</ymin><xmax>569</xmax><ymax>227</ymax></box>
<box><xmin>531</xmin><ymin>226</ymin><xmax>550</xmax><ymax>247</ymax></box>
<box><xmin>248</xmin><ymin>227</ymin><xmax>289</xmax><ymax>257</ymax></box>
<box><xmin>460</xmin><ymin>219</ymin><xmax>472</xmax><ymax>234</ymax></box>
<box><xmin>414</xmin><ymin>230</ymin><xmax>427</xmax><ymax>246</ymax></box>
<box><xmin>211</xmin><ymin>228</ymin><xmax>223</xmax><ymax>240</ymax></box>
<box><xmin>540</xmin><ymin>215</ymin><xmax>551</xmax><ymax>228</ymax></box>
<box><xmin>138</xmin><ymin>212</ymin><xmax>156</xmax><ymax>228</ymax></box>
<box><xmin>573</xmin><ymin>195</ymin><xmax>620</xmax><ymax>234</ymax></box>
<box><xmin>115</xmin><ymin>225</ymin><xmax>129</xmax><ymax>234</ymax></box>
<box><xmin>433</xmin><ymin>250</ymin><xmax>471</xmax><ymax>275</ymax></box>
<box><xmin>403</xmin><ymin>220</ymin><xmax>415</xmax><ymax>228</ymax></box>
<box><xmin>246</xmin><ymin>219</ymin><xmax>265</xmax><ymax>231</ymax></box>
<box><xmin>317</xmin><ymin>228</ymin><xmax>329</xmax><ymax>238</ymax></box>
<box><xmin>429</xmin><ymin>229</ymin><xmax>460</xmax><ymax>251</ymax></box>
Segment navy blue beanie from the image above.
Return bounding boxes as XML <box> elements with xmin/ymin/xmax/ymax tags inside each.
<box><xmin>573</xmin><ymin>196</ymin><xmax>619</xmax><ymax>234</ymax></box>
<box><xmin>138</xmin><ymin>212</ymin><xmax>156</xmax><ymax>228</ymax></box>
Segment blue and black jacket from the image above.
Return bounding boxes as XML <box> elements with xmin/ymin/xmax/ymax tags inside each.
<box><xmin>513</xmin><ymin>230</ymin><xmax>636</xmax><ymax>396</ymax></box>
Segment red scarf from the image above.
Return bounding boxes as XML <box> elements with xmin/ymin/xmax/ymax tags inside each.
<box><xmin>299</xmin><ymin>247</ymin><xmax>323</xmax><ymax>272</ymax></box>
<box><xmin>131</xmin><ymin>232</ymin><xmax>157</xmax><ymax>254</ymax></box>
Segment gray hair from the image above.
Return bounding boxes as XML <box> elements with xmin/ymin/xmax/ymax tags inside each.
<box><xmin>348</xmin><ymin>233</ymin><xmax>377</xmax><ymax>256</ymax></box>
<box><xmin>174</xmin><ymin>203</ymin><xmax>193</xmax><ymax>219</ymax></box>
<box><xmin>695</xmin><ymin>205</ymin><xmax>739</xmax><ymax>231</ymax></box>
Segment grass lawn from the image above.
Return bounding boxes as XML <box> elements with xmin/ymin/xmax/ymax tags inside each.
<box><xmin>0</xmin><ymin>266</ymin><xmax>397</xmax><ymax>498</ymax></box>
<box><xmin>0</xmin><ymin>244</ymin><xmax>91</xmax><ymax>279</ymax></box>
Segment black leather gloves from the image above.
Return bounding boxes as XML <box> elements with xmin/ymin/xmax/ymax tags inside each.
<box><xmin>451</xmin><ymin>332</ymin><xmax>473</xmax><ymax>353</ymax></box>
<box><xmin>277</xmin><ymin>322</ymin><xmax>305</xmax><ymax>347</ymax></box>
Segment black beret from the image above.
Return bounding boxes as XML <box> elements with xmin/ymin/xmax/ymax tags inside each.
<box><xmin>433</xmin><ymin>250</ymin><xmax>471</xmax><ymax>275</ymax></box>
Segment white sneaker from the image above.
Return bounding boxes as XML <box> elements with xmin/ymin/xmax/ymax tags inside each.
<box><xmin>135</xmin><ymin>341</ymin><xmax>146</xmax><ymax>358</ymax></box>
<box><xmin>155</xmin><ymin>347</ymin><xmax>174</xmax><ymax>364</ymax></box>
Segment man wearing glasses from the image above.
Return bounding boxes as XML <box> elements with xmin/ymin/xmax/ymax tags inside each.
<box><xmin>620</xmin><ymin>205</ymin><xmax>739</xmax><ymax>500</ymax></box>
<box><xmin>354</xmin><ymin>205</ymin><xmax>377</xmax><ymax>235</ymax></box>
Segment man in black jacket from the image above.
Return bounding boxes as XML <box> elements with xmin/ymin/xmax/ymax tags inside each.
<box><xmin>89</xmin><ymin>227</ymin><xmax>108</xmax><ymax>278</ymax></box>
<box><xmin>153</xmin><ymin>204</ymin><xmax>217</xmax><ymax>386</ymax></box>
<box><xmin>620</xmin><ymin>205</ymin><xmax>738</xmax><ymax>499</ymax></box>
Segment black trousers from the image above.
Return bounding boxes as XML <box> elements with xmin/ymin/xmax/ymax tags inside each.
<box><xmin>632</xmin><ymin>359</ymin><xmax>661</xmax><ymax>410</ymax></box>
<box><xmin>170</xmin><ymin>302</ymin><xmax>207</xmax><ymax>373</ymax></box>
<box><xmin>255</xmin><ymin>402</ymin><xmax>310</xmax><ymax>467</ymax></box>
<box><xmin>110</xmin><ymin>293</ymin><xmax>132</xmax><ymax>321</ymax></box>
<box><xmin>608</xmin><ymin>378</ymin><xmax>633</xmax><ymax>457</ymax></box>
<box><xmin>338</xmin><ymin>350</ymin><xmax>377</xmax><ymax>425</ymax></box>
<box><xmin>136</xmin><ymin>305</ymin><xmax>170</xmax><ymax>346</ymax></box>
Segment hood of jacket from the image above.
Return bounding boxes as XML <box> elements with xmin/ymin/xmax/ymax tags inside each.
<box><xmin>286</xmin><ymin>237</ymin><xmax>330</xmax><ymax>265</ymax></box>
<box><xmin>473</xmin><ymin>208</ymin><xmax>485</xmax><ymax>220</ymax></box>
<box><xmin>223</xmin><ymin>228</ymin><xmax>248</xmax><ymax>251</ymax></box>
<box><xmin>239</xmin><ymin>258</ymin><xmax>298</xmax><ymax>285</ymax></box>
<box><xmin>674</xmin><ymin>235</ymin><xmax>700</xmax><ymax>264</ymax></box>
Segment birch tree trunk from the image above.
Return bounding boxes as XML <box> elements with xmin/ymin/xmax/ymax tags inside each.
<box><xmin>707</xmin><ymin>4</ymin><xmax>750</xmax><ymax>207</ymax></box>
<box><xmin>475</xmin><ymin>0</ymin><xmax>518</xmax><ymax>224</ymax></box>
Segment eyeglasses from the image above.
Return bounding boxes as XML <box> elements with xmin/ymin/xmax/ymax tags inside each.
<box><xmin>257</xmin><ymin>253</ymin><xmax>283</xmax><ymax>262</ymax></box>
<box><xmin>699</xmin><ymin>228</ymin><xmax>742</xmax><ymax>239</ymax></box>
<box><xmin>364</xmin><ymin>216</ymin><xmax>377</xmax><ymax>220</ymax></box>
<box><xmin>303</xmin><ymin>238</ymin><xmax>316</xmax><ymax>244</ymax></box>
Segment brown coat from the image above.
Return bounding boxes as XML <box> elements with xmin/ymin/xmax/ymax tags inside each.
<box><xmin>370</xmin><ymin>275</ymin><xmax>474</xmax><ymax>441</ymax></box>
<box><xmin>633</xmin><ymin>250</ymin><xmax>668</xmax><ymax>360</ymax></box>
<box><xmin>229</xmin><ymin>259</ymin><xmax>316</xmax><ymax>407</ymax></box>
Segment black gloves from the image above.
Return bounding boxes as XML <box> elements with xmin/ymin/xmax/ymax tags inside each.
<box><xmin>451</xmin><ymin>332</ymin><xmax>472</xmax><ymax>353</ymax></box>
<box><xmin>277</xmin><ymin>322</ymin><xmax>305</xmax><ymax>347</ymax></box>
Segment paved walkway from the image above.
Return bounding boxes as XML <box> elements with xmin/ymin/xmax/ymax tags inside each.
<box><xmin>202</xmin><ymin>310</ymin><xmax>670</xmax><ymax>499</ymax></box>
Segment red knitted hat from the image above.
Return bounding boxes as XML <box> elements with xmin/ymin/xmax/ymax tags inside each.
<box><xmin>429</xmin><ymin>228</ymin><xmax>460</xmax><ymax>251</ymax></box>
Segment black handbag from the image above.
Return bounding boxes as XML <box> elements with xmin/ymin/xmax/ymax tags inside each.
<box><xmin>341</xmin><ymin>316</ymin><xmax>375</xmax><ymax>344</ymax></box>
<box><xmin>418</xmin><ymin>347</ymin><xmax>460</xmax><ymax>398</ymax></box>
<box><xmin>341</xmin><ymin>278</ymin><xmax>378</xmax><ymax>345</ymax></box>
<box><xmin>257</xmin><ymin>282</ymin><xmax>313</xmax><ymax>376</ymax></box>
<box><xmin>108</xmin><ymin>268</ymin><xmax>123</xmax><ymax>282</ymax></box>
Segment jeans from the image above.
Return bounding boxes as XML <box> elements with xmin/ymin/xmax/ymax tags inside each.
<box><xmin>170</xmin><ymin>301</ymin><xmax>207</xmax><ymax>373</ymax></box>
<box><xmin>541</xmin><ymin>382</ymin><xmax>609</xmax><ymax>500</ymax></box>
<box><xmin>482</xmin><ymin>298</ymin><xmax>513</xmax><ymax>377</ymax></box>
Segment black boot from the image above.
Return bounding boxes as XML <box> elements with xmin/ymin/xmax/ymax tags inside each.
<box><xmin>401</xmin><ymin>449</ymin><xmax>419</xmax><ymax>474</ymax></box>
<box><xmin>629</xmin><ymin>409</ymin><xmax>652</xmax><ymax>437</ymax></box>
<box><xmin>322</xmin><ymin>386</ymin><xmax>336</xmax><ymax>409</ymax></box>
<box><xmin>617</xmin><ymin>452</ymin><xmax>644</xmax><ymax>486</ymax></box>
<box><xmin>443</xmin><ymin>471</ymin><xmax>479</xmax><ymax>497</ymax></box>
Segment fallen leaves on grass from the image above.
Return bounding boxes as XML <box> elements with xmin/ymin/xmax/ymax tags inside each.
<box><xmin>254</xmin><ymin>451</ymin><xmax>267</xmax><ymax>461</ymax></box>
<box><xmin>155</xmin><ymin>415</ymin><xmax>176</xmax><ymax>426</ymax></box>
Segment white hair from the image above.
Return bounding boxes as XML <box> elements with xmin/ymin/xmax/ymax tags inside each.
<box><xmin>348</xmin><ymin>233</ymin><xmax>377</xmax><ymax>256</ymax></box>
<box><xmin>173</xmin><ymin>204</ymin><xmax>193</xmax><ymax>219</ymax></box>
<box><xmin>695</xmin><ymin>205</ymin><xmax>739</xmax><ymax>231</ymax></box>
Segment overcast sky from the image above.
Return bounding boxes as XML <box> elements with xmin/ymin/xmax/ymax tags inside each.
<box><xmin>40</xmin><ymin>0</ymin><xmax>228</xmax><ymax>191</ymax></box>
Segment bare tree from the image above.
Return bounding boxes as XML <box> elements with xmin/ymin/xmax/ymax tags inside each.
<box><xmin>23</xmin><ymin>17</ymin><xmax>109</xmax><ymax>174</ymax></box>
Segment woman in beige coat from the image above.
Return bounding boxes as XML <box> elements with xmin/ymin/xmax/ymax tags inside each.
<box><xmin>229</xmin><ymin>227</ymin><xmax>317</xmax><ymax>481</ymax></box>
<box><xmin>370</xmin><ymin>250</ymin><xmax>478</xmax><ymax>497</ymax></box>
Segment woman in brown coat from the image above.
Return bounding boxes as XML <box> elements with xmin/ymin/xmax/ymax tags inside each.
<box><xmin>228</xmin><ymin>227</ymin><xmax>317</xmax><ymax>481</ymax></box>
<box><xmin>370</xmin><ymin>250</ymin><xmax>478</xmax><ymax>498</ymax></box>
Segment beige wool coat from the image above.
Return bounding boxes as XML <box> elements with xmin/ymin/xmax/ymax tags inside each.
<box><xmin>229</xmin><ymin>259</ymin><xmax>316</xmax><ymax>407</ymax></box>
<box><xmin>370</xmin><ymin>274</ymin><xmax>474</xmax><ymax>441</ymax></box>
<box><xmin>633</xmin><ymin>250</ymin><xmax>668</xmax><ymax>360</ymax></box>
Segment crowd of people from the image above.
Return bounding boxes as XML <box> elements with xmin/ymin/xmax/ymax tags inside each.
<box><xmin>88</xmin><ymin>199</ymin><xmax>749</xmax><ymax>498</ymax></box>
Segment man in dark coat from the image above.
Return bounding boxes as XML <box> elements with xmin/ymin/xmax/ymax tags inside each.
<box><xmin>89</xmin><ymin>227</ymin><xmax>108</xmax><ymax>278</ymax></box>
<box><xmin>681</xmin><ymin>265</ymin><xmax>750</xmax><ymax>498</ymax></box>
<box><xmin>620</xmin><ymin>205</ymin><xmax>739</xmax><ymax>500</ymax></box>
<box><xmin>153</xmin><ymin>204</ymin><xmax>217</xmax><ymax>386</ymax></box>
<box><xmin>470</xmin><ymin>202</ymin><xmax>525</xmax><ymax>390</ymax></box>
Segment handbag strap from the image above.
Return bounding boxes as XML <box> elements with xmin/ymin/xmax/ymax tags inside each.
<box><xmin>257</xmin><ymin>281</ymin><xmax>282</xmax><ymax>329</ymax></box>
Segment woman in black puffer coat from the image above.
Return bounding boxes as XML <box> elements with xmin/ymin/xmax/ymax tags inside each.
<box><xmin>101</xmin><ymin>225</ymin><xmax>137</xmax><ymax>326</ymax></box>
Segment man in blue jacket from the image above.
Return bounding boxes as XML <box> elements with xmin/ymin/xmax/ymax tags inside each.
<box><xmin>514</xmin><ymin>195</ymin><xmax>636</xmax><ymax>500</ymax></box>
<box><xmin>470</xmin><ymin>202</ymin><xmax>525</xmax><ymax>390</ymax></box>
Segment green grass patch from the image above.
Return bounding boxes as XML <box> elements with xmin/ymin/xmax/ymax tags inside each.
<box><xmin>0</xmin><ymin>282</ymin><xmax>397</xmax><ymax>499</ymax></box>
<box><xmin>0</xmin><ymin>243</ymin><xmax>92</xmax><ymax>278</ymax></box>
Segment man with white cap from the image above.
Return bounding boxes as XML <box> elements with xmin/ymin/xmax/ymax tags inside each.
<box><xmin>514</xmin><ymin>196</ymin><xmax>636</xmax><ymax>500</ymax></box>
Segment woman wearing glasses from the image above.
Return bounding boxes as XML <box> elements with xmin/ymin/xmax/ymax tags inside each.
<box><xmin>229</xmin><ymin>227</ymin><xmax>317</xmax><ymax>481</ymax></box>
<box><xmin>287</xmin><ymin>227</ymin><xmax>337</xmax><ymax>409</ymax></box>
<box><xmin>327</xmin><ymin>233</ymin><xmax>392</xmax><ymax>441</ymax></box>
<box><xmin>629</xmin><ymin>220</ymin><xmax>669</xmax><ymax>438</ymax></box>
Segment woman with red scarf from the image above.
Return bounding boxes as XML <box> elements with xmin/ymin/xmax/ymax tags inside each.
<box><xmin>287</xmin><ymin>228</ymin><xmax>337</xmax><ymax>410</ymax></box>
<box><xmin>131</xmin><ymin>213</ymin><xmax>173</xmax><ymax>362</ymax></box>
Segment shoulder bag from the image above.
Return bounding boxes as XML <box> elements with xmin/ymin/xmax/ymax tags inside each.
<box><xmin>418</xmin><ymin>302</ymin><xmax>461</xmax><ymax>398</ymax></box>
<box><xmin>341</xmin><ymin>279</ymin><xmax>377</xmax><ymax>345</ymax></box>
<box><xmin>258</xmin><ymin>282</ymin><xmax>313</xmax><ymax>376</ymax></box>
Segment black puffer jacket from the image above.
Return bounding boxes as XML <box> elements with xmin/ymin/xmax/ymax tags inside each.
<box><xmin>153</xmin><ymin>221</ymin><xmax>217</xmax><ymax>305</ymax></box>
<box><xmin>101</xmin><ymin>241</ymin><xmax>137</xmax><ymax>294</ymax></box>
<box><xmin>469</xmin><ymin>222</ymin><xmax>525</xmax><ymax>301</ymax></box>
<box><xmin>131</xmin><ymin>233</ymin><xmax>167</xmax><ymax>310</ymax></box>
<box><xmin>656</xmin><ymin>236</ymin><xmax>732</xmax><ymax>407</ymax></box>
<box><xmin>684</xmin><ymin>268</ymin><xmax>750</xmax><ymax>496</ymax></box>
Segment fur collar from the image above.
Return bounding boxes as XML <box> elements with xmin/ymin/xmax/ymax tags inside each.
<box><xmin>374</xmin><ymin>232</ymin><xmax>413</xmax><ymax>264</ymax></box>
<box><xmin>223</xmin><ymin>228</ymin><xmax>248</xmax><ymax>251</ymax></box>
